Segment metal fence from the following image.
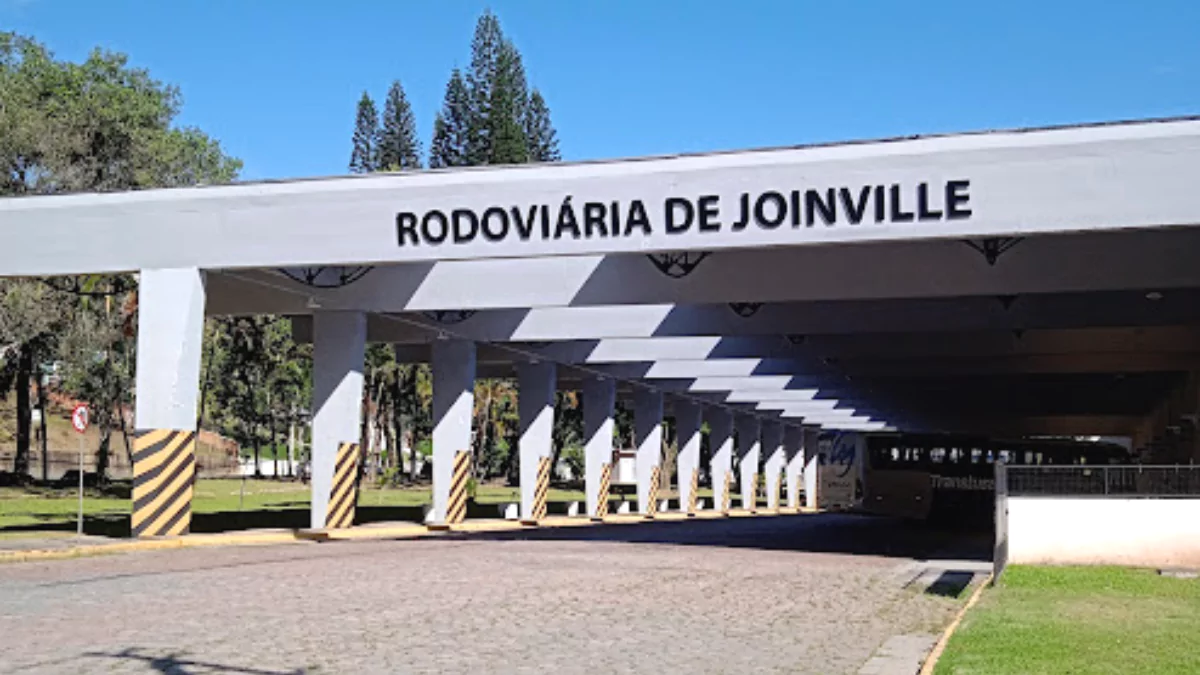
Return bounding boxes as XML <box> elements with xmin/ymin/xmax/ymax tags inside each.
<box><xmin>1007</xmin><ymin>465</ymin><xmax>1200</xmax><ymax>497</ymax></box>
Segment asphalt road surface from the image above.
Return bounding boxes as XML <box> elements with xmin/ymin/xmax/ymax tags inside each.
<box><xmin>0</xmin><ymin>513</ymin><xmax>989</xmax><ymax>674</ymax></box>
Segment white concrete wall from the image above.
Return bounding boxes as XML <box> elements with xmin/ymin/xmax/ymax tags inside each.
<box><xmin>1009</xmin><ymin>497</ymin><xmax>1200</xmax><ymax>567</ymax></box>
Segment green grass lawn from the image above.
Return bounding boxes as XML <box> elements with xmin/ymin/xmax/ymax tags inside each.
<box><xmin>936</xmin><ymin>565</ymin><xmax>1200</xmax><ymax>675</ymax></box>
<box><xmin>0</xmin><ymin>479</ymin><xmax>595</xmax><ymax>531</ymax></box>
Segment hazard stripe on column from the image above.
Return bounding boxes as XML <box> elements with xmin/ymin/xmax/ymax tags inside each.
<box><xmin>446</xmin><ymin>450</ymin><xmax>471</xmax><ymax>525</ymax></box>
<box><xmin>750</xmin><ymin>472</ymin><xmax>760</xmax><ymax>513</ymax></box>
<box><xmin>532</xmin><ymin>456</ymin><xmax>551</xmax><ymax>521</ymax></box>
<box><xmin>722</xmin><ymin>470</ymin><xmax>733</xmax><ymax>514</ymax></box>
<box><xmin>595</xmin><ymin>462</ymin><xmax>611</xmax><ymax>518</ymax></box>
<box><xmin>687</xmin><ymin>468</ymin><xmax>699</xmax><ymax>515</ymax></box>
<box><xmin>646</xmin><ymin>466</ymin><xmax>661</xmax><ymax>517</ymax></box>
<box><xmin>131</xmin><ymin>429</ymin><xmax>196</xmax><ymax>538</ymax></box>
<box><xmin>326</xmin><ymin>442</ymin><xmax>361</xmax><ymax>529</ymax></box>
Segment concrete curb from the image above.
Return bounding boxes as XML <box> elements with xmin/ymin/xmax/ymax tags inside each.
<box><xmin>917</xmin><ymin>572</ymin><xmax>994</xmax><ymax>675</ymax></box>
<box><xmin>0</xmin><ymin>508</ymin><xmax>815</xmax><ymax>564</ymax></box>
<box><xmin>0</xmin><ymin>530</ymin><xmax>301</xmax><ymax>564</ymax></box>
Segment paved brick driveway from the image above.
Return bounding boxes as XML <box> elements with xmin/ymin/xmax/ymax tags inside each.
<box><xmin>0</xmin><ymin>514</ymin><xmax>985</xmax><ymax>674</ymax></box>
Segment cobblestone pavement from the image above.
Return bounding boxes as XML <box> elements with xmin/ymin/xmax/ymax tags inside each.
<box><xmin>0</xmin><ymin>513</ymin><xmax>986</xmax><ymax>674</ymax></box>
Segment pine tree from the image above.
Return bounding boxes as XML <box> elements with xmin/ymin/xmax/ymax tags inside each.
<box><xmin>378</xmin><ymin>80</ymin><xmax>422</xmax><ymax>170</ymax></box>
<box><xmin>465</xmin><ymin>10</ymin><xmax>504</xmax><ymax>165</ymax></box>
<box><xmin>487</xmin><ymin>40</ymin><xmax>529</xmax><ymax>165</ymax></box>
<box><xmin>524</xmin><ymin>88</ymin><xmax>560</xmax><ymax>162</ymax></box>
<box><xmin>349</xmin><ymin>91</ymin><xmax>380</xmax><ymax>173</ymax></box>
<box><xmin>429</xmin><ymin>69</ymin><xmax>471</xmax><ymax>169</ymax></box>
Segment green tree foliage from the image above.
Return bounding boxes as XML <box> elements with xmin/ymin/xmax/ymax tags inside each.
<box><xmin>0</xmin><ymin>32</ymin><xmax>240</xmax><ymax>479</ymax></box>
<box><xmin>464</xmin><ymin>9</ymin><xmax>504</xmax><ymax>165</ymax></box>
<box><xmin>486</xmin><ymin>41</ymin><xmax>529</xmax><ymax>165</ymax></box>
<box><xmin>524</xmin><ymin>89</ymin><xmax>561</xmax><ymax>162</ymax></box>
<box><xmin>377</xmin><ymin>80</ymin><xmax>422</xmax><ymax>171</ymax></box>
<box><xmin>349</xmin><ymin>91</ymin><xmax>380</xmax><ymax>173</ymax></box>
<box><xmin>429</xmin><ymin>70</ymin><xmax>471</xmax><ymax>169</ymax></box>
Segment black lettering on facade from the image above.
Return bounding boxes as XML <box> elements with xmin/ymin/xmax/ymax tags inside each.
<box><xmin>698</xmin><ymin>195</ymin><xmax>720</xmax><ymax>232</ymax></box>
<box><xmin>839</xmin><ymin>186</ymin><xmax>870</xmax><ymax>224</ymax></box>
<box><xmin>396</xmin><ymin>212</ymin><xmax>419</xmax><ymax>246</ymax></box>
<box><xmin>610</xmin><ymin>201</ymin><xmax>622</xmax><ymax>236</ymax></box>
<box><xmin>889</xmin><ymin>184</ymin><xmax>914</xmax><ymax>222</ymax></box>
<box><xmin>946</xmin><ymin>180</ymin><xmax>972</xmax><ymax>219</ymax></box>
<box><xmin>625</xmin><ymin>199</ymin><xmax>652</xmax><ymax>236</ymax></box>
<box><xmin>917</xmin><ymin>183</ymin><xmax>943</xmax><ymax>220</ymax></box>
<box><xmin>481</xmin><ymin>207</ymin><xmax>509</xmax><ymax>241</ymax></box>
<box><xmin>452</xmin><ymin>208</ymin><xmax>479</xmax><ymax>243</ymax></box>
<box><xmin>511</xmin><ymin>205</ymin><xmax>537</xmax><ymax>240</ymax></box>
<box><xmin>805</xmin><ymin>188</ymin><xmax>836</xmax><ymax>226</ymax></box>
<box><xmin>665</xmin><ymin>197</ymin><xmax>694</xmax><ymax>234</ymax></box>
<box><xmin>421</xmin><ymin>210</ymin><xmax>449</xmax><ymax>244</ymax></box>
<box><xmin>754</xmin><ymin>191</ymin><xmax>787</xmax><ymax>228</ymax></box>
<box><xmin>732</xmin><ymin>193</ymin><xmax>750</xmax><ymax>231</ymax></box>
<box><xmin>874</xmin><ymin>185</ymin><xmax>886</xmax><ymax>223</ymax></box>
<box><xmin>583</xmin><ymin>202</ymin><xmax>608</xmax><ymax>237</ymax></box>
<box><xmin>555</xmin><ymin>197</ymin><xmax>581</xmax><ymax>239</ymax></box>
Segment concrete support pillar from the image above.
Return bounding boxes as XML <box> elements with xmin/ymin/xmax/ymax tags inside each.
<box><xmin>762</xmin><ymin>421</ymin><xmax>785</xmax><ymax>511</ymax></box>
<box><xmin>736</xmin><ymin>415</ymin><xmax>761</xmax><ymax>512</ymax></box>
<box><xmin>431</xmin><ymin>339</ymin><xmax>476</xmax><ymax>524</ymax></box>
<box><xmin>309</xmin><ymin>311</ymin><xmax>366</xmax><ymax>530</ymax></box>
<box><xmin>804</xmin><ymin>426</ymin><xmax>821</xmax><ymax>510</ymax></box>
<box><xmin>674</xmin><ymin>398</ymin><xmax>703</xmax><ymax>514</ymax></box>
<box><xmin>132</xmin><ymin>268</ymin><xmax>206</xmax><ymax>538</ymax></box>
<box><xmin>582</xmin><ymin>377</ymin><xmax>616</xmax><ymax>518</ymax></box>
<box><xmin>517</xmin><ymin>361</ymin><xmax>556</xmax><ymax>521</ymax></box>
<box><xmin>708</xmin><ymin>408</ymin><xmax>734</xmax><ymax>513</ymax></box>
<box><xmin>784</xmin><ymin>425</ymin><xmax>805</xmax><ymax>509</ymax></box>
<box><xmin>634</xmin><ymin>388</ymin><xmax>664</xmax><ymax>516</ymax></box>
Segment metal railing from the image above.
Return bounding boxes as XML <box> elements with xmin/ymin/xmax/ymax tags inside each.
<box><xmin>1007</xmin><ymin>465</ymin><xmax>1200</xmax><ymax>498</ymax></box>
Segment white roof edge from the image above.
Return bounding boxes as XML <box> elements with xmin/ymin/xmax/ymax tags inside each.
<box><xmin>4</xmin><ymin>115</ymin><xmax>1200</xmax><ymax>210</ymax></box>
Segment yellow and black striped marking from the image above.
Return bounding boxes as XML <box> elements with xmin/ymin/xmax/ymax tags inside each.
<box><xmin>687</xmin><ymin>468</ymin><xmax>700</xmax><ymax>515</ymax></box>
<box><xmin>646</xmin><ymin>465</ymin><xmax>661</xmax><ymax>516</ymax></box>
<box><xmin>325</xmin><ymin>442</ymin><xmax>361</xmax><ymax>529</ymax></box>
<box><xmin>132</xmin><ymin>429</ymin><xmax>196</xmax><ymax>538</ymax></box>
<box><xmin>722</xmin><ymin>470</ymin><xmax>733</xmax><ymax>513</ymax></box>
<box><xmin>775</xmin><ymin>471</ymin><xmax>784</xmax><ymax>510</ymax></box>
<box><xmin>531</xmin><ymin>455</ymin><xmax>551</xmax><ymax>521</ymax></box>
<box><xmin>750</xmin><ymin>472</ymin><xmax>760</xmax><ymax>512</ymax></box>
<box><xmin>446</xmin><ymin>450</ymin><xmax>471</xmax><ymax>524</ymax></box>
<box><xmin>595</xmin><ymin>462</ymin><xmax>612</xmax><ymax>518</ymax></box>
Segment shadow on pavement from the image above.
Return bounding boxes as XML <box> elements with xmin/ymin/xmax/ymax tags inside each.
<box><xmin>465</xmin><ymin>511</ymin><xmax>993</xmax><ymax>562</ymax></box>
<box><xmin>84</xmin><ymin>647</ymin><xmax>304</xmax><ymax>674</ymax></box>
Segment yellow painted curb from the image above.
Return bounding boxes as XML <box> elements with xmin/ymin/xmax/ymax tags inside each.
<box><xmin>918</xmin><ymin>572</ymin><xmax>993</xmax><ymax>675</ymax></box>
<box><xmin>0</xmin><ymin>530</ymin><xmax>302</xmax><ymax>564</ymax></box>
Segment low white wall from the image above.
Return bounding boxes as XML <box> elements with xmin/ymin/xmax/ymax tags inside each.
<box><xmin>1009</xmin><ymin>497</ymin><xmax>1200</xmax><ymax>567</ymax></box>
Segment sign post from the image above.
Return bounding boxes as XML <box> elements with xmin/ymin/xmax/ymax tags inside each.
<box><xmin>71</xmin><ymin>405</ymin><xmax>89</xmax><ymax>537</ymax></box>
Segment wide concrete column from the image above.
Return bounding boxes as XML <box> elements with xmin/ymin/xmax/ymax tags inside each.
<box><xmin>762</xmin><ymin>421</ymin><xmax>785</xmax><ymax>511</ymax></box>
<box><xmin>803</xmin><ymin>426</ymin><xmax>821</xmax><ymax>510</ymax></box>
<box><xmin>736</xmin><ymin>416</ymin><xmax>762</xmax><ymax>511</ymax></box>
<box><xmin>431</xmin><ymin>339</ymin><xmax>476</xmax><ymax>524</ymax></box>
<box><xmin>132</xmin><ymin>268</ymin><xmax>206</xmax><ymax>538</ymax></box>
<box><xmin>674</xmin><ymin>398</ymin><xmax>703</xmax><ymax>514</ymax></box>
<box><xmin>309</xmin><ymin>311</ymin><xmax>367</xmax><ymax>530</ymax></box>
<box><xmin>582</xmin><ymin>377</ymin><xmax>616</xmax><ymax>518</ymax></box>
<box><xmin>784</xmin><ymin>425</ymin><xmax>805</xmax><ymax>509</ymax></box>
<box><xmin>634</xmin><ymin>388</ymin><xmax>664</xmax><ymax>516</ymax></box>
<box><xmin>708</xmin><ymin>408</ymin><xmax>735</xmax><ymax>512</ymax></box>
<box><xmin>517</xmin><ymin>361</ymin><xmax>556</xmax><ymax>521</ymax></box>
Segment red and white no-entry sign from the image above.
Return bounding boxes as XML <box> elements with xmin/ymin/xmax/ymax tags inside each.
<box><xmin>71</xmin><ymin>405</ymin><xmax>89</xmax><ymax>434</ymax></box>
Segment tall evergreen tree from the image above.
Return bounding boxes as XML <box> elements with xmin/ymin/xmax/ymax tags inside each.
<box><xmin>349</xmin><ymin>91</ymin><xmax>379</xmax><ymax>173</ymax></box>
<box><xmin>465</xmin><ymin>10</ymin><xmax>504</xmax><ymax>165</ymax></box>
<box><xmin>378</xmin><ymin>80</ymin><xmax>421</xmax><ymax>170</ymax></box>
<box><xmin>429</xmin><ymin>70</ymin><xmax>471</xmax><ymax>169</ymax></box>
<box><xmin>524</xmin><ymin>88</ymin><xmax>560</xmax><ymax>162</ymax></box>
<box><xmin>487</xmin><ymin>41</ymin><xmax>529</xmax><ymax>165</ymax></box>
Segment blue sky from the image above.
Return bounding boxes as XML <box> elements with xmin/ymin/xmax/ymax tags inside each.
<box><xmin>3</xmin><ymin>1</ymin><xmax>1197</xmax><ymax>181</ymax></box>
